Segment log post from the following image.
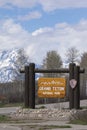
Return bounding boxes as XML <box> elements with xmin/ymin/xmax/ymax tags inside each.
<box><xmin>74</xmin><ymin>65</ymin><xmax>80</xmax><ymax>109</ymax></box>
<box><xmin>24</xmin><ymin>66</ymin><xmax>29</xmax><ymax>107</ymax></box>
<box><xmin>69</xmin><ymin>63</ymin><xmax>75</xmax><ymax>109</ymax></box>
<box><xmin>29</xmin><ymin>63</ymin><xmax>35</xmax><ymax>109</ymax></box>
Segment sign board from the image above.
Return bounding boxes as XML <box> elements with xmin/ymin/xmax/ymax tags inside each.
<box><xmin>38</xmin><ymin>78</ymin><xmax>66</xmax><ymax>98</ymax></box>
<box><xmin>70</xmin><ymin>79</ymin><xmax>77</xmax><ymax>89</ymax></box>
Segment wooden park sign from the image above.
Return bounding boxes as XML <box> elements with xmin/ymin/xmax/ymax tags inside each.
<box><xmin>20</xmin><ymin>63</ymin><xmax>84</xmax><ymax>109</ymax></box>
<box><xmin>38</xmin><ymin>78</ymin><xmax>66</xmax><ymax>98</ymax></box>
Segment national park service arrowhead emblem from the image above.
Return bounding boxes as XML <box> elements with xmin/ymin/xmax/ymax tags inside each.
<box><xmin>70</xmin><ymin>79</ymin><xmax>77</xmax><ymax>89</ymax></box>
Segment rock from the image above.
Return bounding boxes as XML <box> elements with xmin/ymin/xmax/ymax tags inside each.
<box><xmin>9</xmin><ymin>108</ymin><xmax>73</xmax><ymax>121</ymax></box>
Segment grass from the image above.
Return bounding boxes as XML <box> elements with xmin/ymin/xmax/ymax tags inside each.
<box><xmin>0</xmin><ymin>115</ymin><xmax>11</xmax><ymax>122</ymax></box>
<box><xmin>80</xmin><ymin>106</ymin><xmax>87</xmax><ymax>109</ymax></box>
<box><xmin>43</xmin><ymin>125</ymin><xmax>72</xmax><ymax>129</ymax></box>
<box><xmin>69</xmin><ymin>119</ymin><xmax>87</xmax><ymax>125</ymax></box>
<box><xmin>36</xmin><ymin>106</ymin><xmax>46</xmax><ymax>109</ymax></box>
<box><xmin>27</xmin><ymin>125</ymin><xmax>72</xmax><ymax>130</ymax></box>
<box><xmin>0</xmin><ymin>103</ymin><xmax>23</xmax><ymax>108</ymax></box>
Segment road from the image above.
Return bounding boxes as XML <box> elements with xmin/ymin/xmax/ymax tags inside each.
<box><xmin>36</xmin><ymin>99</ymin><xmax>87</xmax><ymax>109</ymax></box>
<box><xmin>0</xmin><ymin>107</ymin><xmax>20</xmax><ymax>115</ymax></box>
<box><xmin>0</xmin><ymin>124</ymin><xmax>21</xmax><ymax>130</ymax></box>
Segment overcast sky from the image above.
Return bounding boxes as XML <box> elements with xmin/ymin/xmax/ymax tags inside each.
<box><xmin>0</xmin><ymin>0</ymin><xmax>87</xmax><ymax>64</ymax></box>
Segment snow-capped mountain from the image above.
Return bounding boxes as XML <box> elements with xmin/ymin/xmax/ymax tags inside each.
<box><xmin>0</xmin><ymin>49</ymin><xmax>41</xmax><ymax>83</ymax></box>
<box><xmin>0</xmin><ymin>49</ymin><xmax>20</xmax><ymax>83</ymax></box>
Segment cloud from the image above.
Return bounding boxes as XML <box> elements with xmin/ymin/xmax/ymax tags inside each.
<box><xmin>0</xmin><ymin>18</ymin><xmax>87</xmax><ymax>64</ymax></box>
<box><xmin>28</xmin><ymin>19</ymin><xmax>87</xmax><ymax>63</ymax></box>
<box><xmin>32</xmin><ymin>27</ymin><xmax>53</xmax><ymax>36</ymax></box>
<box><xmin>0</xmin><ymin>19</ymin><xmax>31</xmax><ymax>49</ymax></box>
<box><xmin>18</xmin><ymin>11</ymin><xmax>42</xmax><ymax>21</ymax></box>
<box><xmin>38</xmin><ymin>0</ymin><xmax>87</xmax><ymax>11</ymax></box>
<box><xmin>0</xmin><ymin>0</ymin><xmax>87</xmax><ymax>11</ymax></box>
<box><xmin>0</xmin><ymin>0</ymin><xmax>37</xmax><ymax>8</ymax></box>
<box><xmin>1</xmin><ymin>0</ymin><xmax>87</xmax><ymax>12</ymax></box>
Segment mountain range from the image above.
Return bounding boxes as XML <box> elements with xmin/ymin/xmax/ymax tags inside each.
<box><xmin>0</xmin><ymin>49</ymin><xmax>41</xmax><ymax>83</ymax></box>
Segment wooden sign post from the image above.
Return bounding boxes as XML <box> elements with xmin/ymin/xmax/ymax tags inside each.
<box><xmin>20</xmin><ymin>63</ymin><xmax>84</xmax><ymax>109</ymax></box>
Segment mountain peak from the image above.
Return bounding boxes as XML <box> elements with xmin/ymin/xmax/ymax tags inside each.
<box><xmin>0</xmin><ymin>49</ymin><xmax>41</xmax><ymax>83</ymax></box>
<box><xmin>0</xmin><ymin>49</ymin><xmax>19</xmax><ymax>83</ymax></box>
